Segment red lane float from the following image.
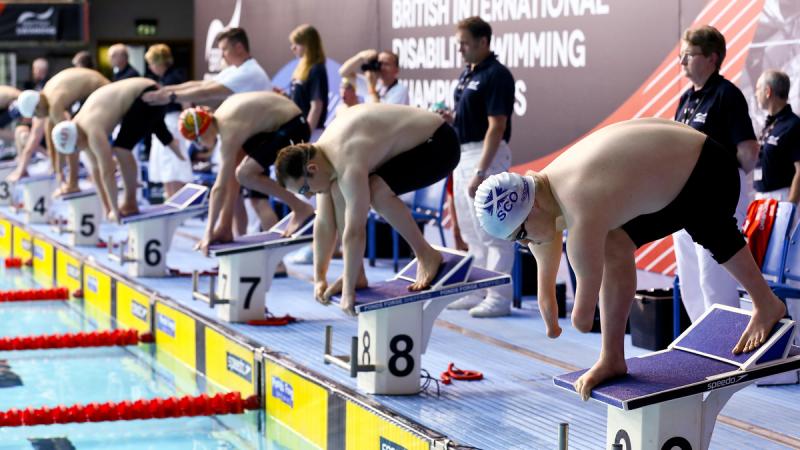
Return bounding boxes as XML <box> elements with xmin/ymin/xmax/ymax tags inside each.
<box><xmin>0</xmin><ymin>392</ymin><xmax>260</xmax><ymax>427</ymax></box>
<box><xmin>4</xmin><ymin>257</ymin><xmax>22</xmax><ymax>268</ymax></box>
<box><xmin>0</xmin><ymin>287</ymin><xmax>70</xmax><ymax>302</ymax></box>
<box><xmin>0</xmin><ymin>329</ymin><xmax>154</xmax><ymax>351</ymax></box>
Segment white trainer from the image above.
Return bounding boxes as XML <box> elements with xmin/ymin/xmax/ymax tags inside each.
<box><xmin>469</xmin><ymin>297</ymin><xmax>511</xmax><ymax>318</ymax></box>
<box><xmin>447</xmin><ymin>293</ymin><xmax>484</xmax><ymax>310</ymax></box>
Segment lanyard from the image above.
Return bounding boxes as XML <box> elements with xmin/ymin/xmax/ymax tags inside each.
<box><xmin>678</xmin><ymin>91</ymin><xmax>707</xmax><ymax>125</ymax></box>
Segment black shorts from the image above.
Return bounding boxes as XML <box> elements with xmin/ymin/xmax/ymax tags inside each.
<box><xmin>113</xmin><ymin>85</ymin><xmax>172</xmax><ymax>150</ymax></box>
<box><xmin>372</xmin><ymin>123</ymin><xmax>460</xmax><ymax>195</ymax></box>
<box><xmin>0</xmin><ymin>108</ymin><xmax>13</xmax><ymax>128</ymax></box>
<box><xmin>621</xmin><ymin>137</ymin><xmax>745</xmax><ymax>264</ymax></box>
<box><xmin>242</xmin><ymin>115</ymin><xmax>311</xmax><ymax>170</ymax></box>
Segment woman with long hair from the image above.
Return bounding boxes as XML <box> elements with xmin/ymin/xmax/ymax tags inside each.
<box><xmin>289</xmin><ymin>24</ymin><xmax>329</xmax><ymax>140</ymax></box>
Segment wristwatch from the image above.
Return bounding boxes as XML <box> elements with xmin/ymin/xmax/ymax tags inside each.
<box><xmin>474</xmin><ymin>169</ymin><xmax>487</xmax><ymax>178</ymax></box>
<box><xmin>169</xmin><ymin>92</ymin><xmax>178</xmax><ymax>103</ymax></box>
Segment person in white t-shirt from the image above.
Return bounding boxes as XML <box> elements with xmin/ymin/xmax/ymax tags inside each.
<box><xmin>142</xmin><ymin>27</ymin><xmax>273</xmax><ymax>235</ymax></box>
<box><xmin>142</xmin><ymin>28</ymin><xmax>271</xmax><ymax>106</ymax></box>
<box><xmin>338</xmin><ymin>49</ymin><xmax>409</xmax><ymax>106</ymax></box>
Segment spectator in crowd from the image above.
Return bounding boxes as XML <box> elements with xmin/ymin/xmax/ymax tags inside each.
<box><xmin>22</xmin><ymin>58</ymin><xmax>49</xmax><ymax>91</ymax></box>
<box><xmin>289</xmin><ymin>24</ymin><xmax>328</xmax><ymax>140</ymax></box>
<box><xmin>673</xmin><ymin>25</ymin><xmax>759</xmax><ymax>322</ymax></box>
<box><xmin>441</xmin><ymin>16</ymin><xmax>516</xmax><ymax>317</ymax></box>
<box><xmin>338</xmin><ymin>49</ymin><xmax>409</xmax><ymax>105</ymax></box>
<box><xmin>145</xmin><ymin>43</ymin><xmax>192</xmax><ymax>198</ymax></box>
<box><xmin>753</xmin><ymin>69</ymin><xmax>800</xmax><ymax>204</ymax></box>
<box><xmin>143</xmin><ymin>28</ymin><xmax>271</xmax><ymax>106</ymax></box>
<box><xmin>108</xmin><ymin>44</ymin><xmax>140</xmax><ymax>81</ymax></box>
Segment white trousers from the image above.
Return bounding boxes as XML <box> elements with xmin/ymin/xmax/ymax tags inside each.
<box><xmin>675</xmin><ymin>168</ymin><xmax>749</xmax><ymax>322</ymax></box>
<box><xmin>148</xmin><ymin>112</ymin><xmax>192</xmax><ymax>183</ymax></box>
<box><xmin>453</xmin><ymin>141</ymin><xmax>514</xmax><ymax>301</ymax></box>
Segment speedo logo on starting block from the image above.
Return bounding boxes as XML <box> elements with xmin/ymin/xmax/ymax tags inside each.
<box><xmin>226</xmin><ymin>353</ymin><xmax>252</xmax><ymax>382</ymax></box>
<box><xmin>271</xmin><ymin>376</ymin><xmax>294</xmax><ymax>407</ymax></box>
<box><xmin>379</xmin><ymin>437</ymin><xmax>407</xmax><ymax>450</ymax></box>
<box><xmin>707</xmin><ymin>374</ymin><xmax>748</xmax><ymax>390</ymax></box>
<box><xmin>66</xmin><ymin>263</ymin><xmax>80</xmax><ymax>280</ymax></box>
<box><xmin>87</xmin><ymin>275</ymin><xmax>99</xmax><ymax>294</ymax></box>
<box><xmin>156</xmin><ymin>313</ymin><xmax>176</xmax><ymax>338</ymax></box>
<box><xmin>131</xmin><ymin>301</ymin><xmax>148</xmax><ymax>322</ymax></box>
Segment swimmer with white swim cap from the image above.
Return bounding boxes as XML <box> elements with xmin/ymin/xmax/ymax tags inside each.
<box><xmin>51</xmin><ymin>77</ymin><xmax>183</xmax><ymax>222</ymax></box>
<box><xmin>474</xmin><ymin>118</ymin><xmax>787</xmax><ymax>401</ymax></box>
<box><xmin>275</xmin><ymin>104</ymin><xmax>460</xmax><ymax>316</ymax></box>
<box><xmin>9</xmin><ymin>68</ymin><xmax>109</xmax><ymax>194</ymax></box>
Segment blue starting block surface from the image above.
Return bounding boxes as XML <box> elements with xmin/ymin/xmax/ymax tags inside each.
<box><xmin>120</xmin><ymin>184</ymin><xmax>208</xmax><ymax>224</ymax></box>
<box><xmin>554</xmin><ymin>305</ymin><xmax>800</xmax><ymax>410</ymax></box>
<box><xmin>208</xmin><ymin>213</ymin><xmax>314</xmax><ymax>257</ymax></box>
<box><xmin>332</xmin><ymin>248</ymin><xmax>510</xmax><ymax>313</ymax></box>
<box><xmin>58</xmin><ymin>188</ymin><xmax>98</xmax><ymax>201</ymax></box>
<box><xmin>15</xmin><ymin>174</ymin><xmax>54</xmax><ymax>185</ymax></box>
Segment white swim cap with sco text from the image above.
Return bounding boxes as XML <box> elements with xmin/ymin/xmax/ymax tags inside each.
<box><xmin>52</xmin><ymin>121</ymin><xmax>78</xmax><ymax>155</ymax></box>
<box><xmin>474</xmin><ymin>172</ymin><xmax>535</xmax><ymax>240</ymax></box>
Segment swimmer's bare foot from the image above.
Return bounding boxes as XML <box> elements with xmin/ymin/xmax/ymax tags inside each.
<box><xmin>408</xmin><ymin>247</ymin><xmax>443</xmax><ymax>291</ymax></box>
<box><xmin>119</xmin><ymin>204</ymin><xmax>139</xmax><ymax>218</ymax></box>
<box><xmin>283</xmin><ymin>203</ymin><xmax>315</xmax><ymax>236</ymax></box>
<box><xmin>538</xmin><ymin>296</ymin><xmax>563</xmax><ymax>338</ymax></box>
<box><xmin>194</xmin><ymin>229</ymin><xmax>234</xmax><ymax>256</ymax></box>
<box><xmin>733</xmin><ymin>297</ymin><xmax>786</xmax><ymax>355</ymax></box>
<box><xmin>339</xmin><ymin>293</ymin><xmax>357</xmax><ymax>317</ymax></box>
<box><xmin>322</xmin><ymin>270</ymin><xmax>368</xmax><ymax>303</ymax></box>
<box><xmin>5</xmin><ymin>169</ymin><xmax>26</xmax><ymax>183</ymax></box>
<box><xmin>574</xmin><ymin>356</ymin><xmax>628</xmax><ymax>402</ymax></box>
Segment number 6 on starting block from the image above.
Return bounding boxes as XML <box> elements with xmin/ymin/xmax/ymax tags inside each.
<box><xmin>325</xmin><ymin>247</ymin><xmax>511</xmax><ymax>395</ymax></box>
<box><xmin>111</xmin><ymin>184</ymin><xmax>208</xmax><ymax>277</ymax></box>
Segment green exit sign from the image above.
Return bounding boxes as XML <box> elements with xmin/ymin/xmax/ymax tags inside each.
<box><xmin>135</xmin><ymin>19</ymin><xmax>157</xmax><ymax>36</ymax></box>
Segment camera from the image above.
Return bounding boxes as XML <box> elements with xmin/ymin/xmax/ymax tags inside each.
<box><xmin>361</xmin><ymin>59</ymin><xmax>382</xmax><ymax>71</ymax></box>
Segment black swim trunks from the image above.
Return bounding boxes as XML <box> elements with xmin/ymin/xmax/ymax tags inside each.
<box><xmin>113</xmin><ymin>85</ymin><xmax>172</xmax><ymax>150</ymax></box>
<box><xmin>621</xmin><ymin>136</ymin><xmax>745</xmax><ymax>264</ymax></box>
<box><xmin>242</xmin><ymin>115</ymin><xmax>311</xmax><ymax>199</ymax></box>
<box><xmin>242</xmin><ymin>115</ymin><xmax>311</xmax><ymax>170</ymax></box>
<box><xmin>372</xmin><ymin>123</ymin><xmax>460</xmax><ymax>195</ymax></box>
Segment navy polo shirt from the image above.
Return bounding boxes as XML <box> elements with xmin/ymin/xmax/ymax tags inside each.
<box><xmin>113</xmin><ymin>64</ymin><xmax>141</xmax><ymax>81</ymax></box>
<box><xmin>674</xmin><ymin>72</ymin><xmax>755</xmax><ymax>155</ymax></box>
<box><xmin>290</xmin><ymin>62</ymin><xmax>328</xmax><ymax>130</ymax></box>
<box><xmin>453</xmin><ymin>53</ymin><xmax>515</xmax><ymax>144</ymax></box>
<box><xmin>754</xmin><ymin>104</ymin><xmax>800</xmax><ymax>192</ymax></box>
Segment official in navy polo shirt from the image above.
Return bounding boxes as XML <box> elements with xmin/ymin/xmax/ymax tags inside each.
<box><xmin>444</xmin><ymin>16</ymin><xmax>515</xmax><ymax>318</ymax></box>
<box><xmin>753</xmin><ymin>70</ymin><xmax>800</xmax><ymax>202</ymax></box>
<box><xmin>672</xmin><ymin>25</ymin><xmax>759</xmax><ymax>323</ymax></box>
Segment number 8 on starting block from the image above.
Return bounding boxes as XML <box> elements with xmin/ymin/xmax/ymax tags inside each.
<box><xmin>326</xmin><ymin>247</ymin><xmax>510</xmax><ymax>395</ymax></box>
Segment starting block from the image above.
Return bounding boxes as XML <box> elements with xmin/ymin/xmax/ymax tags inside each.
<box><xmin>0</xmin><ymin>161</ymin><xmax>17</xmax><ymax>206</ymax></box>
<box><xmin>55</xmin><ymin>189</ymin><xmax>102</xmax><ymax>246</ymax></box>
<box><xmin>554</xmin><ymin>305</ymin><xmax>799</xmax><ymax>450</ymax></box>
<box><xmin>194</xmin><ymin>213</ymin><xmax>314</xmax><ymax>323</ymax></box>
<box><xmin>110</xmin><ymin>183</ymin><xmax>208</xmax><ymax>277</ymax></box>
<box><xmin>324</xmin><ymin>247</ymin><xmax>510</xmax><ymax>395</ymax></box>
<box><xmin>12</xmin><ymin>174</ymin><xmax>56</xmax><ymax>224</ymax></box>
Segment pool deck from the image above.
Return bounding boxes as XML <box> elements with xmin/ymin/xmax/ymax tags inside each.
<box><xmin>4</xmin><ymin>205</ymin><xmax>800</xmax><ymax>450</ymax></box>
